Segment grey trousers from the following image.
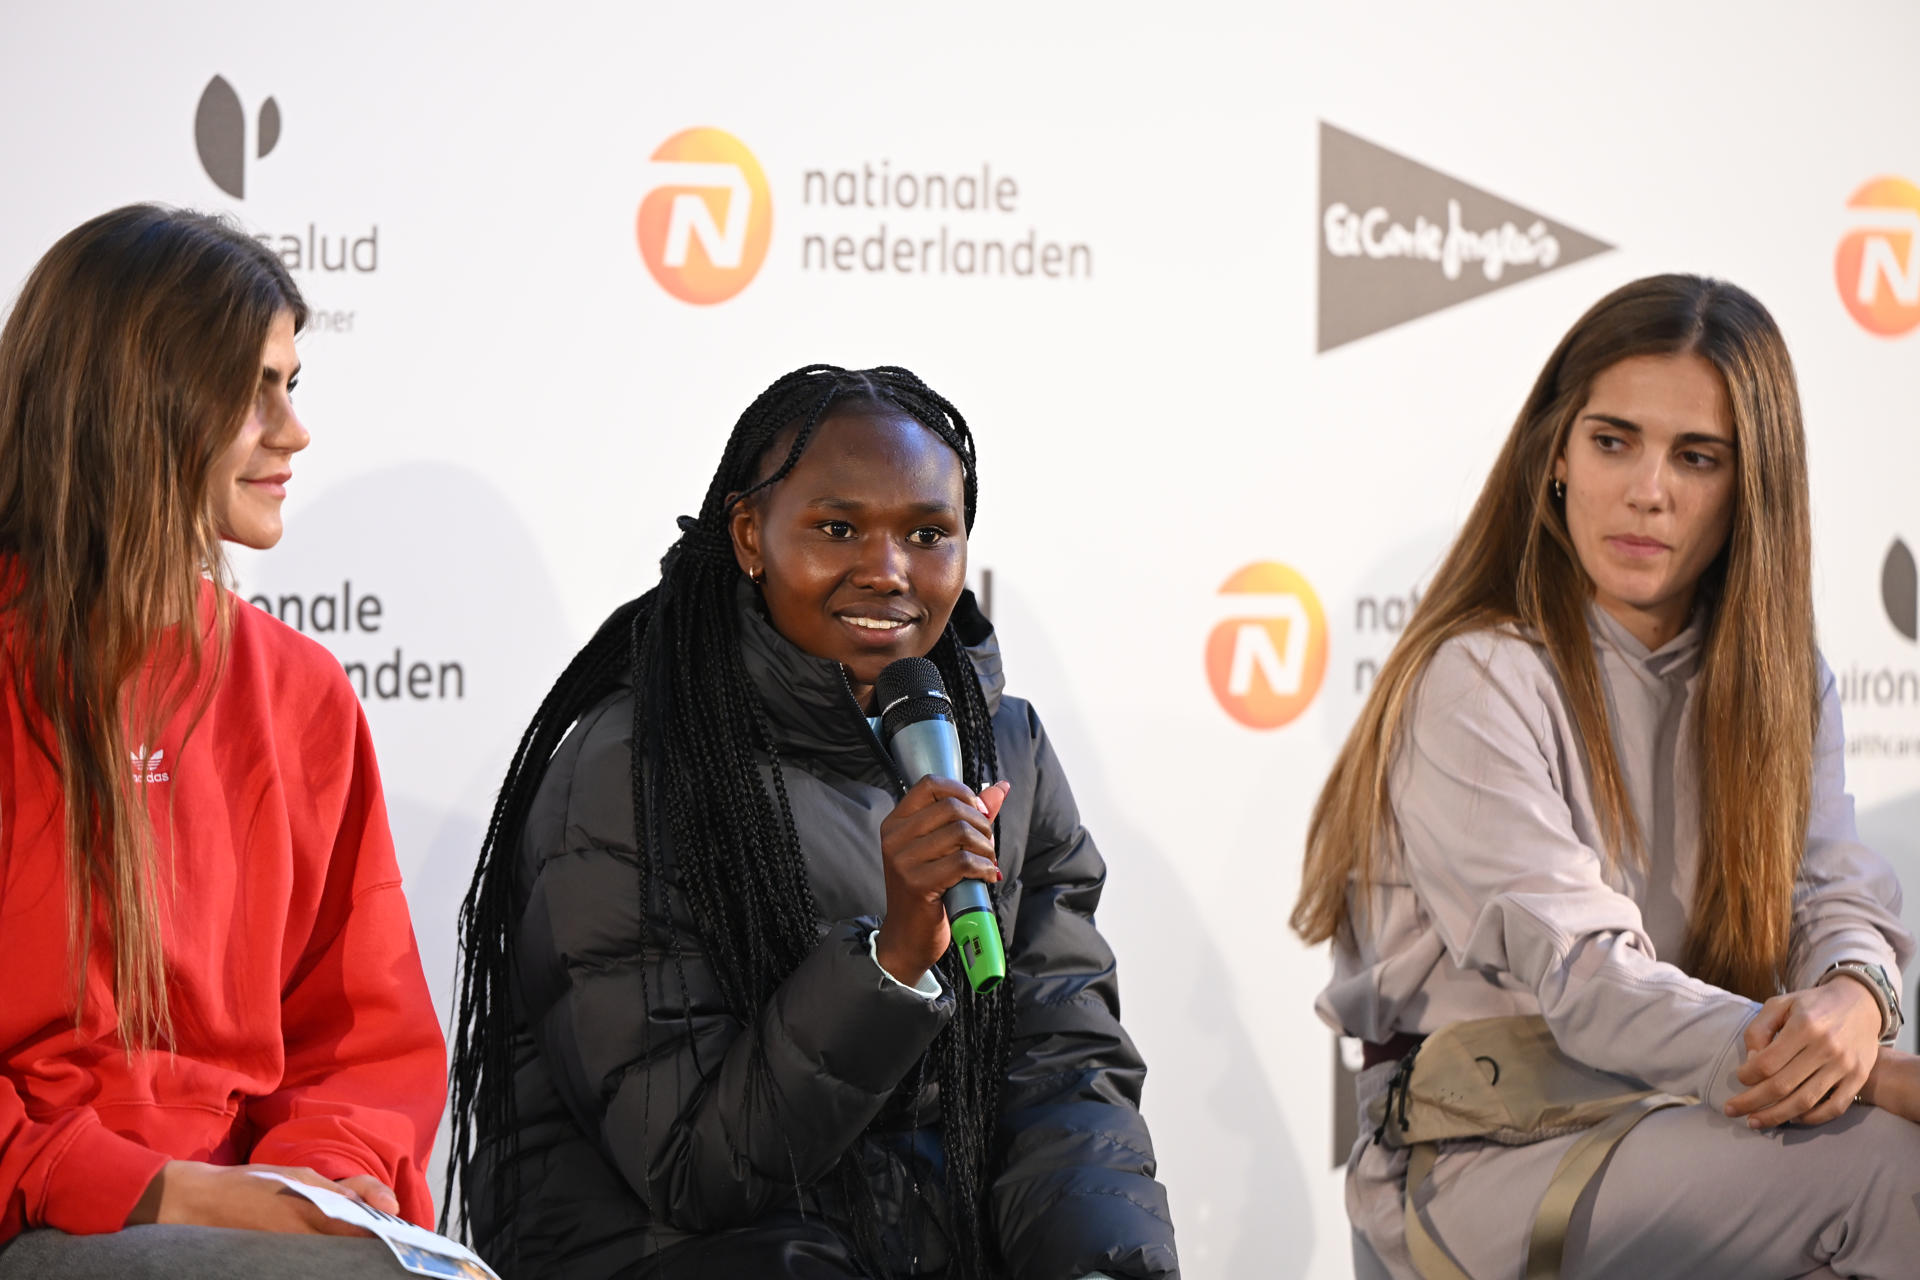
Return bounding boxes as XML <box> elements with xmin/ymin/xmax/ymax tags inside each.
<box><xmin>1349</xmin><ymin>1063</ymin><xmax>1920</xmax><ymax>1280</ymax></box>
<box><xmin>0</xmin><ymin>1226</ymin><xmax>404</xmax><ymax>1279</ymax></box>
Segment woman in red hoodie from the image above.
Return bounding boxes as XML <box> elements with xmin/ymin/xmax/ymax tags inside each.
<box><xmin>0</xmin><ymin>205</ymin><xmax>446</xmax><ymax>1276</ymax></box>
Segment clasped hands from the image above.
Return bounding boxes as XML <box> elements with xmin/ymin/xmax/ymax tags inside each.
<box><xmin>1724</xmin><ymin>977</ymin><xmax>1883</xmax><ymax>1129</ymax></box>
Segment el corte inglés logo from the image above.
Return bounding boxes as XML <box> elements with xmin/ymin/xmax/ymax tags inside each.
<box><xmin>637</xmin><ymin>128</ymin><xmax>773</xmax><ymax>305</ymax></box>
<box><xmin>1317</xmin><ymin>122</ymin><xmax>1612</xmax><ymax>352</ymax></box>
<box><xmin>1206</xmin><ymin>562</ymin><xmax>1328</xmax><ymax>730</ymax></box>
<box><xmin>1836</xmin><ymin>178</ymin><xmax>1920</xmax><ymax>338</ymax></box>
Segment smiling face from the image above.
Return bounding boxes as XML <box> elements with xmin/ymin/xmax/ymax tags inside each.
<box><xmin>1554</xmin><ymin>351</ymin><xmax>1738</xmax><ymax>650</ymax></box>
<box><xmin>207</xmin><ymin>310</ymin><xmax>307</xmax><ymax>550</ymax></box>
<box><xmin>729</xmin><ymin>406</ymin><xmax>968</xmax><ymax>709</ymax></box>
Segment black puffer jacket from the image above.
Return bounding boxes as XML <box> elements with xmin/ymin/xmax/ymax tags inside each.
<box><xmin>474</xmin><ymin>594</ymin><xmax>1178</xmax><ymax>1279</ymax></box>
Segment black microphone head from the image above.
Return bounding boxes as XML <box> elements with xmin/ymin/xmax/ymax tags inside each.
<box><xmin>874</xmin><ymin>656</ymin><xmax>953</xmax><ymax>743</ymax></box>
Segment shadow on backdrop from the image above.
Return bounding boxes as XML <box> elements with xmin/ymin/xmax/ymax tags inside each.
<box><xmin>230</xmin><ymin>461</ymin><xmax>579</xmax><ymax>1199</ymax></box>
<box><xmin>996</xmin><ymin>579</ymin><xmax>1313</xmax><ymax>1278</ymax></box>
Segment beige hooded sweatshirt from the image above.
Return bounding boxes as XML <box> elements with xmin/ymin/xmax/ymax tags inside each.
<box><xmin>1316</xmin><ymin>605</ymin><xmax>1912</xmax><ymax>1110</ymax></box>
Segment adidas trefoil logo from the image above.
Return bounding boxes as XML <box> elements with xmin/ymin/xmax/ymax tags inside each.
<box><xmin>131</xmin><ymin>745</ymin><xmax>171</xmax><ymax>784</ymax></box>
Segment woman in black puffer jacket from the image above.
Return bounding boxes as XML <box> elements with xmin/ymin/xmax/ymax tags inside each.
<box><xmin>445</xmin><ymin>366</ymin><xmax>1179</xmax><ymax>1280</ymax></box>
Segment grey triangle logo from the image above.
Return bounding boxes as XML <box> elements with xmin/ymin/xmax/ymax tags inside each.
<box><xmin>1317</xmin><ymin>122</ymin><xmax>1614</xmax><ymax>352</ymax></box>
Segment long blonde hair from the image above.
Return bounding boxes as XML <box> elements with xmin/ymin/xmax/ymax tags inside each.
<box><xmin>0</xmin><ymin>205</ymin><xmax>306</xmax><ymax>1048</ymax></box>
<box><xmin>1291</xmin><ymin>274</ymin><xmax>1817</xmax><ymax>1001</ymax></box>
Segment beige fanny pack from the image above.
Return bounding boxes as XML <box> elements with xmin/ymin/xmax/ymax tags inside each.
<box><xmin>1365</xmin><ymin>1015</ymin><xmax>1693</xmax><ymax>1280</ymax></box>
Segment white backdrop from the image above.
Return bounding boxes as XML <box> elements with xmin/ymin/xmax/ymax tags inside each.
<box><xmin>4</xmin><ymin>3</ymin><xmax>1920</xmax><ymax>1275</ymax></box>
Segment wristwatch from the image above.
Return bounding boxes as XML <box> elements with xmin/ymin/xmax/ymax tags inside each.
<box><xmin>1819</xmin><ymin>961</ymin><xmax>1904</xmax><ymax>1046</ymax></box>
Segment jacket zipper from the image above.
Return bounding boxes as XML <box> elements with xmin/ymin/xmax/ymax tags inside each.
<box><xmin>839</xmin><ymin>665</ymin><xmax>911</xmax><ymax>795</ymax></box>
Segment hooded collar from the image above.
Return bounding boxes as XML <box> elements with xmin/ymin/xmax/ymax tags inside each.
<box><xmin>733</xmin><ymin>579</ymin><xmax>1005</xmax><ymax>786</ymax></box>
<box><xmin>1585</xmin><ymin>598</ymin><xmax>1704</xmax><ymax>683</ymax></box>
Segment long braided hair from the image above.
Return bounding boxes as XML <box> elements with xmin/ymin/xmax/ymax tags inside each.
<box><xmin>446</xmin><ymin>365</ymin><xmax>1013</xmax><ymax>1276</ymax></box>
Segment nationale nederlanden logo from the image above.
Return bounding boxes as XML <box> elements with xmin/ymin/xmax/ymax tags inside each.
<box><xmin>195</xmin><ymin>75</ymin><xmax>280</xmax><ymax>200</ymax></box>
<box><xmin>637</xmin><ymin>128</ymin><xmax>773</xmax><ymax>305</ymax></box>
<box><xmin>1206</xmin><ymin>562</ymin><xmax>1328</xmax><ymax>730</ymax></box>
<box><xmin>1837</xmin><ymin>178</ymin><xmax>1920</xmax><ymax>338</ymax></box>
<box><xmin>1318</xmin><ymin>122</ymin><xmax>1612</xmax><ymax>352</ymax></box>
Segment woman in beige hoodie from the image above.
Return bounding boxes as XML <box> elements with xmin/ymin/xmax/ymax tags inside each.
<box><xmin>1296</xmin><ymin>274</ymin><xmax>1920</xmax><ymax>1280</ymax></box>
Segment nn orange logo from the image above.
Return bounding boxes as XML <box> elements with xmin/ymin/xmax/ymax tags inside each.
<box><xmin>1836</xmin><ymin>177</ymin><xmax>1920</xmax><ymax>337</ymax></box>
<box><xmin>636</xmin><ymin>128</ymin><xmax>773</xmax><ymax>305</ymax></box>
<box><xmin>1205</xmin><ymin>562</ymin><xmax>1328</xmax><ymax>730</ymax></box>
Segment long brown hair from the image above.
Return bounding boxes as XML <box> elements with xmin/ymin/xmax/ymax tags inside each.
<box><xmin>0</xmin><ymin>204</ymin><xmax>306</xmax><ymax>1048</ymax></box>
<box><xmin>1291</xmin><ymin>274</ymin><xmax>1817</xmax><ymax>1001</ymax></box>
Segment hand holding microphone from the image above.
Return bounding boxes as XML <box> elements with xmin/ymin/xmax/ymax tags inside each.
<box><xmin>872</xmin><ymin>657</ymin><xmax>1009</xmax><ymax>993</ymax></box>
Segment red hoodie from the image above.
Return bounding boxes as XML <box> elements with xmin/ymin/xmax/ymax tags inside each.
<box><xmin>0</xmin><ymin>588</ymin><xmax>447</xmax><ymax>1239</ymax></box>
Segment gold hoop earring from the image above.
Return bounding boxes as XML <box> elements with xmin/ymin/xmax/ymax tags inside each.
<box><xmin>1552</xmin><ymin>478</ymin><xmax>1565</xmax><ymax>501</ymax></box>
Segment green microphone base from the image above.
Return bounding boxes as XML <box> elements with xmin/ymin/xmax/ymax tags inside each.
<box><xmin>951</xmin><ymin>908</ymin><xmax>1006</xmax><ymax>992</ymax></box>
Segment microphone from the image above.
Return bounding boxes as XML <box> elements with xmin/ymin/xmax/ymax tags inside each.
<box><xmin>874</xmin><ymin>656</ymin><xmax>1007</xmax><ymax>993</ymax></box>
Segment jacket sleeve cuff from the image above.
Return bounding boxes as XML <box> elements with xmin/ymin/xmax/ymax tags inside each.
<box><xmin>867</xmin><ymin>930</ymin><xmax>942</xmax><ymax>999</ymax></box>
<box><xmin>1794</xmin><ymin>931</ymin><xmax>1901</xmax><ymax>995</ymax></box>
<box><xmin>38</xmin><ymin>1121</ymin><xmax>170</xmax><ymax>1235</ymax></box>
<box><xmin>1702</xmin><ymin>1010</ymin><xmax>1760</xmax><ymax>1111</ymax></box>
<box><xmin>770</xmin><ymin>921</ymin><xmax>953</xmax><ymax>1096</ymax></box>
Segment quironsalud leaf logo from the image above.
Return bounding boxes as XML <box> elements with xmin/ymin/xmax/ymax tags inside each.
<box><xmin>1884</xmin><ymin>538</ymin><xmax>1917</xmax><ymax>642</ymax></box>
<box><xmin>195</xmin><ymin>75</ymin><xmax>281</xmax><ymax>199</ymax></box>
